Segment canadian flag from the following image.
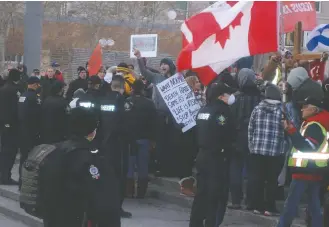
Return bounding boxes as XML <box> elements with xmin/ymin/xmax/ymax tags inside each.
<box><xmin>177</xmin><ymin>1</ymin><xmax>278</xmax><ymax>85</ymax></box>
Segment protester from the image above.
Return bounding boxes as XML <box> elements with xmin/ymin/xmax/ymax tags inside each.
<box><xmin>277</xmin><ymin>97</ymin><xmax>329</xmax><ymax>227</ymax></box>
<box><xmin>190</xmin><ymin>82</ymin><xmax>236</xmax><ymax>227</ymax></box>
<box><xmin>41</xmin><ymin>81</ymin><xmax>69</xmax><ymax>144</ymax></box>
<box><xmin>41</xmin><ymin>67</ymin><xmax>59</xmax><ymax>101</ymax></box>
<box><xmin>117</xmin><ymin>63</ymin><xmax>136</xmax><ymax>97</ymax></box>
<box><xmin>125</xmin><ymin>79</ymin><xmax>157</xmax><ymax>199</ymax></box>
<box><xmin>0</xmin><ymin>69</ymin><xmax>21</xmax><ymax>185</ymax></box>
<box><xmin>248</xmin><ymin>84</ymin><xmax>285</xmax><ymax>216</ymax></box>
<box><xmin>18</xmin><ymin>76</ymin><xmax>42</xmax><ymax>188</ymax></box>
<box><xmin>228</xmin><ymin>68</ymin><xmax>263</xmax><ymax>210</ymax></box>
<box><xmin>66</xmin><ymin>67</ymin><xmax>88</xmax><ymax>101</ymax></box>
<box><xmin>51</xmin><ymin>62</ymin><xmax>64</xmax><ymax>82</ymax></box>
<box><xmin>32</xmin><ymin>69</ymin><xmax>41</xmax><ymax>79</ymax></box>
<box><xmin>287</xmin><ymin>67</ymin><xmax>324</xmax><ymax>105</ymax></box>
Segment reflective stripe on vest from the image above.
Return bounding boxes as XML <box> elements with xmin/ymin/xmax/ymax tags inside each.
<box><xmin>288</xmin><ymin>121</ymin><xmax>329</xmax><ymax>169</ymax></box>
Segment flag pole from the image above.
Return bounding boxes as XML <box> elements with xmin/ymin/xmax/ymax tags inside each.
<box><xmin>278</xmin><ymin>1</ymin><xmax>287</xmax><ymax>104</ymax></box>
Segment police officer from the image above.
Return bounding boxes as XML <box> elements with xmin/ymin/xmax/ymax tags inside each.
<box><xmin>41</xmin><ymin>81</ymin><xmax>69</xmax><ymax>144</ymax></box>
<box><xmin>189</xmin><ymin>82</ymin><xmax>236</xmax><ymax>227</ymax></box>
<box><xmin>99</xmin><ymin>75</ymin><xmax>132</xmax><ymax>218</ymax></box>
<box><xmin>0</xmin><ymin>69</ymin><xmax>21</xmax><ymax>185</ymax></box>
<box><xmin>42</xmin><ymin>107</ymin><xmax>120</xmax><ymax>227</ymax></box>
<box><xmin>18</xmin><ymin>76</ymin><xmax>42</xmax><ymax>186</ymax></box>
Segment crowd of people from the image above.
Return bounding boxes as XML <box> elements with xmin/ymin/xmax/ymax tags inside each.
<box><xmin>0</xmin><ymin>49</ymin><xmax>329</xmax><ymax>227</ymax></box>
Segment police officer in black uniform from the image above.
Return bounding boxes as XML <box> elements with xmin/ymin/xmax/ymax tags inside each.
<box><xmin>42</xmin><ymin>107</ymin><xmax>120</xmax><ymax>227</ymax></box>
<box><xmin>189</xmin><ymin>82</ymin><xmax>236</xmax><ymax>227</ymax></box>
<box><xmin>0</xmin><ymin>69</ymin><xmax>21</xmax><ymax>184</ymax></box>
<box><xmin>41</xmin><ymin>81</ymin><xmax>69</xmax><ymax>144</ymax></box>
<box><xmin>18</xmin><ymin>77</ymin><xmax>42</xmax><ymax>186</ymax></box>
<box><xmin>99</xmin><ymin>75</ymin><xmax>132</xmax><ymax>218</ymax></box>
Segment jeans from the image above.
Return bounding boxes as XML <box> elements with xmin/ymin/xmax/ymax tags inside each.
<box><xmin>277</xmin><ymin>179</ymin><xmax>323</xmax><ymax>227</ymax></box>
<box><xmin>127</xmin><ymin>140</ymin><xmax>150</xmax><ymax>179</ymax></box>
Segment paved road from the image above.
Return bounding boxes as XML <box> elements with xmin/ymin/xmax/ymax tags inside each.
<box><xmin>0</xmin><ymin>213</ymin><xmax>28</xmax><ymax>227</ymax></box>
<box><xmin>122</xmin><ymin>198</ymin><xmax>273</xmax><ymax>227</ymax></box>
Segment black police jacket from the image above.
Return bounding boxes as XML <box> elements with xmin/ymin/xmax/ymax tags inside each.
<box><xmin>125</xmin><ymin>94</ymin><xmax>157</xmax><ymax>140</ymax></box>
<box><xmin>0</xmin><ymin>81</ymin><xmax>21</xmax><ymax>128</ymax></box>
<box><xmin>18</xmin><ymin>89</ymin><xmax>42</xmax><ymax>145</ymax></box>
<box><xmin>41</xmin><ymin>137</ymin><xmax>120</xmax><ymax>227</ymax></box>
<box><xmin>196</xmin><ymin>99</ymin><xmax>235</xmax><ymax>152</ymax></box>
<box><xmin>41</xmin><ymin>95</ymin><xmax>69</xmax><ymax>144</ymax></box>
<box><xmin>99</xmin><ymin>91</ymin><xmax>126</xmax><ymax>143</ymax></box>
<box><xmin>65</xmin><ymin>77</ymin><xmax>88</xmax><ymax>102</ymax></box>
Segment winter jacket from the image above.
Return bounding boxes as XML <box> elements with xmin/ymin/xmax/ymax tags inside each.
<box><xmin>231</xmin><ymin>69</ymin><xmax>263</xmax><ymax>153</ymax></box>
<box><xmin>287</xmin><ymin>110</ymin><xmax>329</xmax><ymax>181</ymax></box>
<box><xmin>137</xmin><ymin>57</ymin><xmax>176</xmax><ymax>114</ymax></box>
<box><xmin>66</xmin><ymin>77</ymin><xmax>88</xmax><ymax>101</ymax></box>
<box><xmin>248</xmin><ymin>99</ymin><xmax>285</xmax><ymax>156</ymax></box>
<box><xmin>0</xmin><ymin>81</ymin><xmax>21</xmax><ymax>127</ymax></box>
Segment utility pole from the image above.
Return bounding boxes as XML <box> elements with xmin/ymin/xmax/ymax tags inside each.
<box><xmin>24</xmin><ymin>1</ymin><xmax>43</xmax><ymax>75</ymax></box>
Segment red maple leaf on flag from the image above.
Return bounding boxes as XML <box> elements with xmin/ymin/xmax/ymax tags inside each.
<box><xmin>215</xmin><ymin>1</ymin><xmax>244</xmax><ymax>48</ymax></box>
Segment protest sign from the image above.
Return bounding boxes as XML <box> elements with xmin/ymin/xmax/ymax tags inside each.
<box><xmin>130</xmin><ymin>34</ymin><xmax>158</xmax><ymax>58</ymax></box>
<box><xmin>157</xmin><ymin>73</ymin><xmax>201</xmax><ymax>132</ymax></box>
<box><xmin>282</xmin><ymin>1</ymin><xmax>316</xmax><ymax>33</ymax></box>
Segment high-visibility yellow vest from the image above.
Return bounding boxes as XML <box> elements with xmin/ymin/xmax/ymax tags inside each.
<box><xmin>288</xmin><ymin>122</ymin><xmax>329</xmax><ymax>172</ymax></box>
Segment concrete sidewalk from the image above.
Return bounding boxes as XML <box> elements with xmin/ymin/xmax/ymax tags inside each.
<box><xmin>0</xmin><ymin>164</ymin><xmax>307</xmax><ymax>227</ymax></box>
<box><xmin>148</xmin><ymin>175</ymin><xmax>308</xmax><ymax>227</ymax></box>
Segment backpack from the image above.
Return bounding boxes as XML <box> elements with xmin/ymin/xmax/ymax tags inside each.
<box><xmin>19</xmin><ymin>142</ymin><xmax>77</xmax><ymax>218</ymax></box>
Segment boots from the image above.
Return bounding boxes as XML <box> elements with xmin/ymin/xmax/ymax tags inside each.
<box><xmin>125</xmin><ymin>178</ymin><xmax>135</xmax><ymax>198</ymax></box>
<box><xmin>137</xmin><ymin>178</ymin><xmax>148</xmax><ymax>199</ymax></box>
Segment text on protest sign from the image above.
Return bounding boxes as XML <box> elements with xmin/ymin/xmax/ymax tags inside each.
<box><xmin>130</xmin><ymin>34</ymin><xmax>158</xmax><ymax>58</ymax></box>
<box><xmin>282</xmin><ymin>1</ymin><xmax>316</xmax><ymax>33</ymax></box>
<box><xmin>157</xmin><ymin>73</ymin><xmax>201</xmax><ymax>132</ymax></box>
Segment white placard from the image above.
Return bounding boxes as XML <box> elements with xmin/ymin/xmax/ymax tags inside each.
<box><xmin>157</xmin><ymin>73</ymin><xmax>201</xmax><ymax>133</ymax></box>
<box><xmin>130</xmin><ymin>34</ymin><xmax>158</xmax><ymax>58</ymax></box>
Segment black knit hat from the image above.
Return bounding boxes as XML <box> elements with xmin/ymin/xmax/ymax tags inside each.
<box><xmin>69</xmin><ymin>107</ymin><xmax>98</xmax><ymax>137</ymax></box>
<box><xmin>8</xmin><ymin>69</ymin><xmax>21</xmax><ymax>82</ymax></box>
<box><xmin>265</xmin><ymin>84</ymin><xmax>281</xmax><ymax>101</ymax></box>
<box><xmin>160</xmin><ymin>58</ymin><xmax>176</xmax><ymax>76</ymax></box>
<box><xmin>77</xmin><ymin>66</ymin><xmax>86</xmax><ymax>75</ymax></box>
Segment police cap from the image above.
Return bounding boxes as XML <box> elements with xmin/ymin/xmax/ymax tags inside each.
<box><xmin>69</xmin><ymin>107</ymin><xmax>98</xmax><ymax>137</ymax></box>
<box><xmin>88</xmin><ymin>75</ymin><xmax>102</xmax><ymax>85</ymax></box>
<box><xmin>27</xmin><ymin>76</ymin><xmax>41</xmax><ymax>85</ymax></box>
<box><xmin>207</xmin><ymin>81</ymin><xmax>235</xmax><ymax>101</ymax></box>
<box><xmin>302</xmin><ymin>97</ymin><xmax>324</xmax><ymax>109</ymax></box>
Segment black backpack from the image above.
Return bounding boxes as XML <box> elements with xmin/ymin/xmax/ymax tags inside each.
<box><xmin>19</xmin><ymin>142</ymin><xmax>77</xmax><ymax>218</ymax></box>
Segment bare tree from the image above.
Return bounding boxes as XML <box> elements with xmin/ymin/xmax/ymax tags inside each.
<box><xmin>0</xmin><ymin>2</ymin><xmax>23</xmax><ymax>71</ymax></box>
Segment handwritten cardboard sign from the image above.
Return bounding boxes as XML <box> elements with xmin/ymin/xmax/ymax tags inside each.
<box><xmin>157</xmin><ymin>73</ymin><xmax>201</xmax><ymax>132</ymax></box>
<box><xmin>130</xmin><ymin>34</ymin><xmax>158</xmax><ymax>58</ymax></box>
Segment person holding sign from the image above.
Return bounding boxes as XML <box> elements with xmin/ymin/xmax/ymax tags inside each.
<box><xmin>189</xmin><ymin>82</ymin><xmax>236</xmax><ymax>227</ymax></box>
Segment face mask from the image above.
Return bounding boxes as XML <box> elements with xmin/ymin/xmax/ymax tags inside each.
<box><xmin>86</xmin><ymin>129</ymin><xmax>97</xmax><ymax>141</ymax></box>
<box><xmin>228</xmin><ymin>94</ymin><xmax>235</xmax><ymax>105</ymax></box>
